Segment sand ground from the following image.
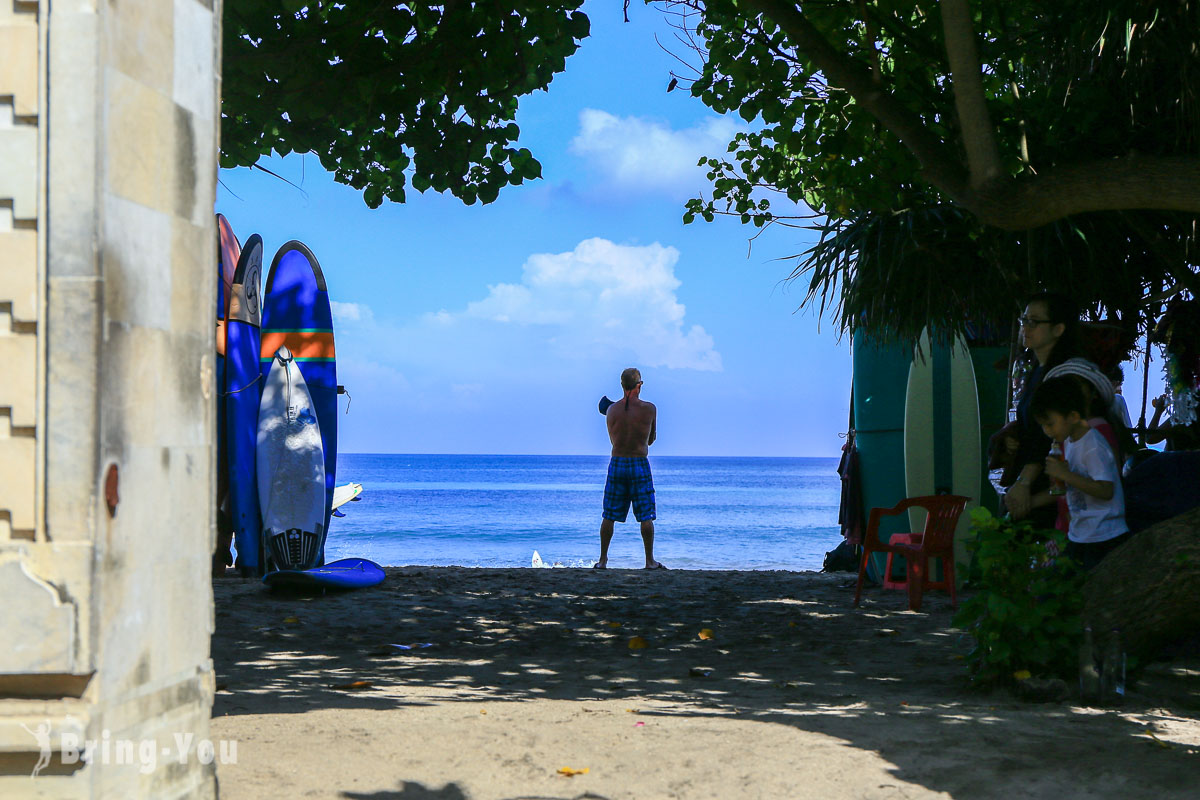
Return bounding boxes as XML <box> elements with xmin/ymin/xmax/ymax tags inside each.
<box><xmin>210</xmin><ymin>567</ymin><xmax>1200</xmax><ymax>799</ymax></box>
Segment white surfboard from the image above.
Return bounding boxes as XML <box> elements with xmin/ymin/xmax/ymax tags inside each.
<box><xmin>332</xmin><ymin>482</ymin><xmax>364</xmax><ymax>511</ymax></box>
<box><xmin>257</xmin><ymin>347</ymin><xmax>326</xmax><ymax>570</ymax></box>
<box><xmin>904</xmin><ymin>328</ymin><xmax>981</xmax><ymax>577</ymax></box>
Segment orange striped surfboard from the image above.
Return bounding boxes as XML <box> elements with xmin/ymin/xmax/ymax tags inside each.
<box><xmin>261</xmin><ymin>328</ymin><xmax>335</xmax><ymax>362</ymax></box>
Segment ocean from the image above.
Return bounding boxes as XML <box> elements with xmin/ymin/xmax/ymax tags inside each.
<box><xmin>325</xmin><ymin>454</ymin><xmax>843</xmax><ymax>571</ymax></box>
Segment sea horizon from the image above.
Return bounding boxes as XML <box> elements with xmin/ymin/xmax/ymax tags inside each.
<box><xmin>341</xmin><ymin>451</ymin><xmax>842</xmax><ymax>459</ymax></box>
<box><xmin>323</xmin><ymin>453</ymin><xmax>844</xmax><ymax>571</ymax></box>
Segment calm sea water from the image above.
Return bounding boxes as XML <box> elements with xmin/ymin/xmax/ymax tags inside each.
<box><xmin>324</xmin><ymin>454</ymin><xmax>842</xmax><ymax>571</ymax></box>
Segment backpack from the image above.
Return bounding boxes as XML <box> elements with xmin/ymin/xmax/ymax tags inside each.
<box><xmin>822</xmin><ymin>540</ymin><xmax>860</xmax><ymax>573</ymax></box>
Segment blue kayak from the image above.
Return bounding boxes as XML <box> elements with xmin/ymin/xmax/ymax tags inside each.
<box><xmin>263</xmin><ymin>558</ymin><xmax>385</xmax><ymax>592</ymax></box>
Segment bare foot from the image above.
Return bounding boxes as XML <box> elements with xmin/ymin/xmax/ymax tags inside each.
<box><xmin>592</xmin><ymin>560</ymin><xmax>607</xmax><ymax>570</ymax></box>
<box><xmin>644</xmin><ymin>561</ymin><xmax>668</xmax><ymax>570</ymax></box>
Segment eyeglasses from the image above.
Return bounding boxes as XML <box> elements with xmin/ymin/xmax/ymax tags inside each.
<box><xmin>1019</xmin><ymin>315</ymin><xmax>1052</xmax><ymax>328</ymax></box>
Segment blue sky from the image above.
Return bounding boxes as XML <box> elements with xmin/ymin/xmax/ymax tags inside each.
<box><xmin>217</xmin><ymin>3</ymin><xmax>851</xmax><ymax>457</ymax></box>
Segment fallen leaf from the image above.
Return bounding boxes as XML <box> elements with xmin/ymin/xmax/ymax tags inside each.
<box><xmin>788</xmin><ymin>621</ymin><xmax>797</xmax><ymax>628</ymax></box>
<box><xmin>698</xmin><ymin>628</ymin><xmax>714</xmax><ymax>640</ymax></box>
<box><xmin>282</xmin><ymin>617</ymin><xmax>300</xmax><ymax>624</ymax></box>
<box><xmin>605</xmin><ymin>622</ymin><xmax>622</xmax><ymax>629</ymax></box>
<box><xmin>628</xmin><ymin>636</ymin><xmax>648</xmax><ymax>650</ymax></box>
<box><xmin>625</xmin><ymin>709</ymin><xmax>637</xmax><ymax>713</ymax></box>
<box><xmin>480</xmin><ymin>710</ymin><xmax>487</xmax><ymax>715</ymax></box>
<box><xmin>557</xmin><ymin>767</ymin><xmax>589</xmax><ymax>777</ymax></box>
<box><xmin>332</xmin><ymin>680</ymin><xmax>373</xmax><ymax>691</ymax></box>
<box><xmin>1013</xmin><ymin>670</ymin><xmax>1032</xmax><ymax>681</ymax></box>
<box><xmin>1145</xmin><ymin>728</ymin><xmax>1173</xmax><ymax>749</ymax></box>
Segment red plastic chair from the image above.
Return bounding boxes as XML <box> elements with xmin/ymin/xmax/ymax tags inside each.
<box><xmin>853</xmin><ymin>495</ymin><xmax>970</xmax><ymax>611</ymax></box>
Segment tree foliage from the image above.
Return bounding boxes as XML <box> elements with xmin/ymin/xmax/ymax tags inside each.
<box><xmin>677</xmin><ymin>0</ymin><xmax>1200</xmax><ymax>227</ymax></box>
<box><xmin>221</xmin><ymin>1</ymin><xmax>589</xmax><ymax>208</ymax></box>
<box><xmin>661</xmin><ymin>0</ymin><xmax>1200</xmax><ymax>340</ymax></box>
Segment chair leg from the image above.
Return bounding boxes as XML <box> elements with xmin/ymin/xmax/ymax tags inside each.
<box><xmin>946</xmin><ymin>557</ymin><xmax>958</xmax><ymax>609</ymax></box>
<box><xmin>854</xmin><ymin>550</ymin><xmax>869</xmax><ymax>606</ymax></box>
<box><xmin>907</xmin><ymin>555</ymin><xmax>926</xmax><ymax>612</ymax></box>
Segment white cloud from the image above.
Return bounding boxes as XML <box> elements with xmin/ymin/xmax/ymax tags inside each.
<box><xmin>330</xmin><ymin>301</ymin><xmax>373</xmax><ymax>324</ymax></box>
<box><xmin>569</xmin><ymin>109</ymin><xmax>741</xmax><ymax>195</ymax></box>
<box><xmin>459</xmin><ymin>238</ymin><xmax>721</xmax><ymax>372</ymax></box>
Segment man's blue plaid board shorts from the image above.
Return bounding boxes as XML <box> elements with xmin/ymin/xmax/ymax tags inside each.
<box><xmin>603</xmin><ymin>456</ymin><xmax>656</xmax><ymax>522</ymax></box>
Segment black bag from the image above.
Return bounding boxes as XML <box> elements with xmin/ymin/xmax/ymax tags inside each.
<box><xmin>822</xmin><ymin>540</ymin><xmax>860</xmax><ymax>573</ymax></box>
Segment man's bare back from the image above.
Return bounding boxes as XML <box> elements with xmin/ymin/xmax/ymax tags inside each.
<box><xmin>606</xmin><ymin>395</ymin><xmax>656</xmax><ymax>457</ymax></box>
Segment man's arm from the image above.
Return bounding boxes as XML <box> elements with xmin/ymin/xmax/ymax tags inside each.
<box><xmin>648</xmin><ymin>407</ymin><xmax>656</xmax><ymax>447</ymax></box>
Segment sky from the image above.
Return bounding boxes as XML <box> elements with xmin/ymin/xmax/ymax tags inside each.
<box><xmin>215</xmin><ymin>2</ymin><xmax>1166</xmax><ymax>458</ymax></box>
<box><xmin>217</xmin><ymin>3</ymin><xmax>851</xmax><ymax>458</ymax></box>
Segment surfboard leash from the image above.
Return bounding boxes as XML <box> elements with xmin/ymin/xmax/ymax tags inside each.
<box><xmin>222</xmin><ymin>373</ymin><xmax>263</xmax><ymax>396</ymax></box>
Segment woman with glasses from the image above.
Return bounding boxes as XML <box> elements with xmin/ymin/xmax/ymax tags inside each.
<box><xmin>1003</xmin><ymin>292</ymin><xmax>1085</xmax><ymax>526</ymax></box>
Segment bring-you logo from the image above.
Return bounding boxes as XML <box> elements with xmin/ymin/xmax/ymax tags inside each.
<box><xmin>20</xmin><ymin>719</ymin><xmax>236</xmax><ymax>777</ymax></box>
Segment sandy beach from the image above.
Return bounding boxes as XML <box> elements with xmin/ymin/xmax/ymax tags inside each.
<box><xmin>210</xmin><ymin>568</ymin><xmax>1200</xmax><ymax>799</ymax></box>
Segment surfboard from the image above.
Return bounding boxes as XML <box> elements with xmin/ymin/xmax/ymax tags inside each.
<box><xmin>262</xmin><ymin>557</ymin><xmax>385</xmax><ymax>592</ymax></box>
<box><xmin>969</xmin><ymin>345</ymin><xmax>1011</xmax><ymax>516</ymax></box>
<box><xmin>216</xmin><ymin>215</ymin><xmax>240</xmax><ymax>331</ymax></box>
<box><xmin>257</xmin><ymin>346</ymin><xmax>326</xmax><ymax>571</ymax></box>
<box><xmin>903</xmin><ymin>328</ymin><xmax>981</xmax><ymax>578</ymax></box>
<box><xmin>225</xmin><ymin>234</ymin><xmax>264</xmax><ymax>572</ymax></box>
<box><xmin>852</xmin><ymin>333</ymin><xmax>912</xmax><ymax>581</ymax></box>
<box><xmin>332</xmin><ymin>482</ymin><xmax>363</xmax><ymax>511</ymax></box>
<box><xmin>260</xmin><ymin>242</ymin><xmax>337</xmax><ymax>564</ymax></box>
<box><xmin>214</xmin><ymin>214</ymin><xmax>241</xmax><ymax>567</ymax></box>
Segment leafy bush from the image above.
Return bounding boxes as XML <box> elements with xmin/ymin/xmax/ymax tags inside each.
<box><xmin>953</xmin><ymin>508</ymin><xmax>1084</xmax><ymax>685</ymax></box>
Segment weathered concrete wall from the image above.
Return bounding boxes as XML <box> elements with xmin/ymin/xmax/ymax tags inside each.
<box><xmin>0</xmin><ymin>1</ymin><xmax>220</xmax><ymax>797</ymax></box>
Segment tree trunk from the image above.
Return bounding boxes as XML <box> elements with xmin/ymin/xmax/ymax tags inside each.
<box><xmin>1082</xmin><ymin>506</ymin><xmax>1200</xmax><ymax>662</ymax></box>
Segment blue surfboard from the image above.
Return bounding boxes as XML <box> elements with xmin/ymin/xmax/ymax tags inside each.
<box><xmin>225</xmin><ymin>234</ymin><xmax>264</xmax><ymax>573</ymax></box>
<box><xmin>214</xmin><ymin>214</ymin><xmax>241</xmax><ymax>569</ymax></box>
<box><xmin>263</xmin><ymin>558</ymin><xmax>385</xmax><ymax>592</ymax></box>
<box><xmin>260</xmin><ymin>242</ymin><xmax>337</xmax><ymax>564</ymax></box>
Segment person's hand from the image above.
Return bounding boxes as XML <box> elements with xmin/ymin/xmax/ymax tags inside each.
<box><xmin>1043</xmin><ymin>456</ymin><xmax>1070</xmax><ymax>482</ymax></box>
<box><xmin>1004</xmin><ymin>481</ymin><xmax>1031</xmax><ymax>519</ymax></box>
<box><xmin>1152</xmin><ymin>394</ymin><xmax>1168</xmax><ymax>411</ymax></box>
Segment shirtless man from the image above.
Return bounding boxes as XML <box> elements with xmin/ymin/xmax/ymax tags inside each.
<box><xmin>596</xmin><ymin>368</ymin><xmax>666</xmax><ymax>570</ymax></box>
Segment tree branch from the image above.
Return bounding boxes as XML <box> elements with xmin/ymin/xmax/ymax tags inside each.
<box><xmin>972</xmin><ymin>155</ymin><xmax>1200</xmax><ymax>230</ymax></box>
<box><xmin>741</xmin><ymin>0</ymin><xmax>971</xmax><ymax>201</ymax></box>
<box><xmin>939</xmin><ymin>0</ymin><xmax>1003</xmax><ymax>185</ymax></box>
<box><xmin>742</xmin><ymin>0</ymin><xmax>1200</xmax><ymax>229</ymax></box>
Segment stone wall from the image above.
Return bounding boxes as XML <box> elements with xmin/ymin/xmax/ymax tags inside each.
<box><xmin>0</xmin><ymin>1</ymin><xmax>220</xmax><ymax>797</ymax></box>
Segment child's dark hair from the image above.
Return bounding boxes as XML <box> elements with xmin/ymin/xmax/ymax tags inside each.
<box><xmin>1030</xmin><ymin>376</ymin><xmax>1088</xmax><ymax>421</ymax></box>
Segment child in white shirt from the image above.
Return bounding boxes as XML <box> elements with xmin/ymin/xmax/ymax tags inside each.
<box><xmin>1030</xmin><ymin>376</ymin><xmax>1131</xmax><ymax>570</ymax></box>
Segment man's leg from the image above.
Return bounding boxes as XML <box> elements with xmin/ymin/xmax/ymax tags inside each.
<box><xmin>639</xmin><ymin>519</ymin><xmax>657</xmax><ymax>568</ymax></box>
<box><xmin>597</xmin><ymin>518</ymin><xmax>615</xmax><ymax>568</ymax></box>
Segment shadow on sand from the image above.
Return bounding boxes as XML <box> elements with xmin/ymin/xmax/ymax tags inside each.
<box><xmin>211</xmin><ymin>568</ymin><xmax>1199</xmax><ymax>798</ymax></box>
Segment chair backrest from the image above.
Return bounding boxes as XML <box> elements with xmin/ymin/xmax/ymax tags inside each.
<box><xmin>915</xmin><ymin>495</ymin><xmax>970</xmax><ymax>551</ymax></box>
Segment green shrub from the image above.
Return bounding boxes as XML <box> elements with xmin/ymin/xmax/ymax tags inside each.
<box><xmin>953</xmin><ymin>507</ymin><xmax>1084</xmax><ymax>686</ymax></box>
